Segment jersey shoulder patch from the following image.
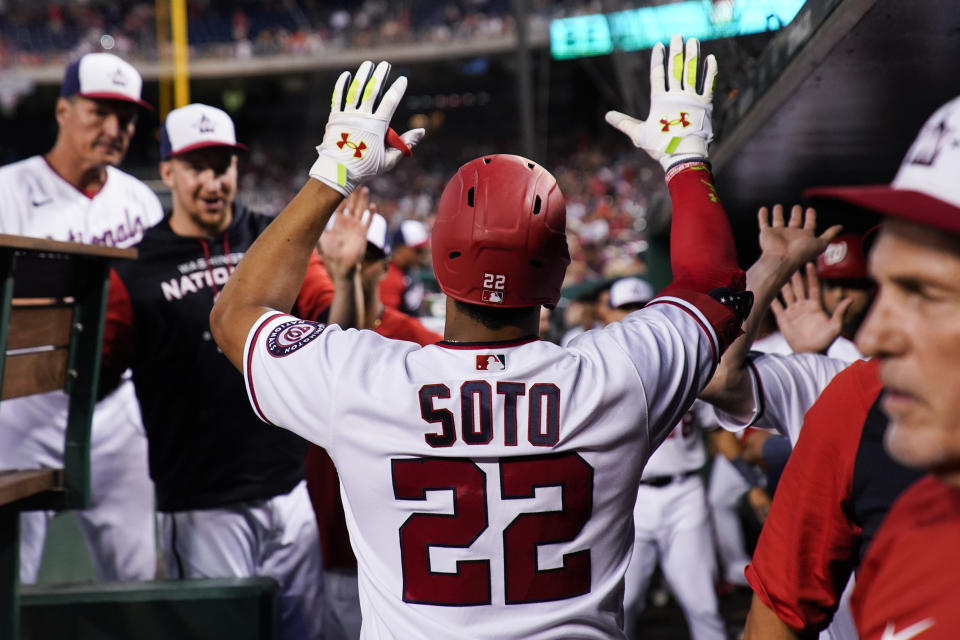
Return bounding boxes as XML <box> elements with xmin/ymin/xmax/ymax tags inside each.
<box><xmin>266</xmin><ymin>319</ymin><xmax>326</xmax><ymax>357</ymax></box>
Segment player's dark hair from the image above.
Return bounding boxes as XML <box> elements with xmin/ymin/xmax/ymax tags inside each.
<box><xmin>453</xmin><ymin>299</ymin><xmax>538</xmax><ymax>331</ymax></box>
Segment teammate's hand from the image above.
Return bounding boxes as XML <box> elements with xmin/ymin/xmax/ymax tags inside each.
<box><xmin>772</xmin><ymin>262</ymin><xmax>852</xmax><ymax>354</ymax></box>
<box><xmin>757</xmin><ymin>204</ymin><xmax>841</xmax><ymax>277</ymax></box>
<box><xmin>605</xmin><ymin>34</ymin><xmax>717</xmax><ymax>171</ymax></box>
<box><xmin>320</xmin><ymin>186</ymin><xmax>374</xmax><ymax>279</ymax></box>
<box><xmin>310</xmin><ymin>60</ymin><xmax>425</xmax><ymax>196</ymax></box>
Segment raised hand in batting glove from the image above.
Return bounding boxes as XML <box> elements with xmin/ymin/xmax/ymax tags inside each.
<box><xmin>606</xmin><ymin>34</ymin><xmax>717</xmax><ymax>171</ymax></box>
<box><xmin>310</xmin><ymin>60</ymin><xmax>425</xmax><ymax>196</ymax></box>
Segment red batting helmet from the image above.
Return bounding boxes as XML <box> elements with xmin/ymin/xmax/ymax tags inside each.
<box><xmin>815</xmin><ymin>234</ymin><xmax>868</xmax><ymax>280</ymax></box>
<box><xmin>432</xmin><ymin>155</ymin><xmax>570</xmax><ymax>308</ymax></box>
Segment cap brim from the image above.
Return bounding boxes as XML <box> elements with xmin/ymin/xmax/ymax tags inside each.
<box><xmin>803</xmin><ymin>185</ymin><xmax>960</xmax><ymax>235</ymax></box>
<box><xmin>166</xmin><ymin>141</ymin><xmax>249</xmax><ymax>158</ymax></box>
<box><xmin>78</xmin><ymin>91</ymin><xmax>153</xmax><ymax>110</ymax></box>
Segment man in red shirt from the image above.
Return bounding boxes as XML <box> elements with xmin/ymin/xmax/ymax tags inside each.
<box><xmin>742</xmin><ymin>97</ymin><xmax>960</xmax><ymax>640</ymax></box>
<box><xmin>825</xmin><ymin>97</ymin><xmax>960</xmax><ymax>639</ymax></box>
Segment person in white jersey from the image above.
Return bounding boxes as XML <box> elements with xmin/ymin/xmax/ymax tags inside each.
<box><xmin>625</xmin><ymin>402</ymin><xmax>726</xmax><ymax>640</ymax></box>
<box><xmin>601</xmin><ymin>276</ymin><xmax>726</xmax><ymax>638</ymax></box>
<box><xmin>208</xmin><ymin>39</ymin><xmax>782</xmax><ymax>638</ymax></box>
<box><xmin>0</xmin><ymin>52</ymin><xmax>162</xmax><ymax>582</ymax></box>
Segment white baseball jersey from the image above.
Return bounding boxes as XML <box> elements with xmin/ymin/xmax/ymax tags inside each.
<box><xmin>641</xmin><ymin>401</ymin><xmax>710</xmax><ymax>478</ymax></box>
<box><xmin>752</xmin><ymin>330</ymin><xmax>864</xmax><ymax>363</ymax></box>
<box><xmin>713</xmin><ymin>353</ymin><xmax>850</xmax><ymax>445</ymax></box>
<box><xmin>0</xmin><ymin>154</ymin><xmax>163</xmax><ymax>582</ymax></box>
<box><xmin>625</xmin><ymin>399</ymin><xmax>724</xmax><ymax>640</ymax></box>
<box><xmin>0</xmin><ymin>156</ymin><xmax>162</xmax><ymax>245</ymax></box>
<box><xmin>244</xmin><ymin>297</ymin><xmax>721</xmax><ymax>640</ymax></box>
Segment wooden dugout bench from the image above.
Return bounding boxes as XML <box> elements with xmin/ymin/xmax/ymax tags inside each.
<box><xmin>0</xmin><ymin>234</ymin><xmax>133</xmax><ymax>639</ymax></box>
<box><xmin>0</xmin><ymin>235</ymin><xmax>280</xmax><ymax>640</ymax></box>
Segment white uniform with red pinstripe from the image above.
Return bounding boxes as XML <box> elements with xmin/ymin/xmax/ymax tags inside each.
<box><xmin>0</xmin><ymin>155</ymin><xmax>163</xmax><ymax>582</ymax></box>
<box><xmin>243</xmin><ymin>294</ymin><xmax>722</xmax><ymax>640</ymax></box>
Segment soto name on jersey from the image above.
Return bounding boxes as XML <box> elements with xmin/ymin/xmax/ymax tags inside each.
<box><xmin>419</xmin><ymin>381</ymin><xmax>560</xmax><ymax>447</ymax></box>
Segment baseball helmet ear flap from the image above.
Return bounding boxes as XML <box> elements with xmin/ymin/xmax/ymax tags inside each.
<box><xmin>432</xmin><ymin>154</ymin><xmax>570</xmax><ymax>308</ymax></box>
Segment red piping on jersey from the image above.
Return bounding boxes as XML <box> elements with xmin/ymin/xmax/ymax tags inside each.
<box><xmin>245</xmin><ymin>312</ymin><xmax>286</xmax><ymax>426</ymax></box>
<box><xmin>645</xmin><ymin>299</ymin><xmax>719</xmax><ymax>378</ymax></box>
<box><xmin>436</xmin><ymin>336</ymin><xmax>541</xmax><ymax>350</ymax></box>
<box><xmin>42</xmin><ymin>155</ymin><xmax>105</xmax><ymax>199</ymax></box>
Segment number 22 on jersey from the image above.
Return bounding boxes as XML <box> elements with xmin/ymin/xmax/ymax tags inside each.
<box><xmin>392</xmin><ymin>452</ymin><xmax>593</xmax><ymax>606</ymax></box>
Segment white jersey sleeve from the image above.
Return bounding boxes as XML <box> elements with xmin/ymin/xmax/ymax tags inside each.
<box><xmin>825</xmin><ymin>336</ymin><xmax>865</xmax><ymax>363</ymax></box>
<box><xmin>566</xmin><ymin>296</ymin><xmax>721</xmax><ymax>447</ymax></box>
<box><xmin>713</xmin><ymin>352</ymin><xmax>850</xmax><ymax>444</ymax></box>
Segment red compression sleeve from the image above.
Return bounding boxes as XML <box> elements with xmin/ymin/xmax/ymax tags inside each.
<box><xmin>662</xmin><ymin>162</ymin><xmax>744</xmax><ymax>294</ymax></box>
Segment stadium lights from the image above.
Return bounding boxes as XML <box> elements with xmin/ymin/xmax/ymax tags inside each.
<box><xmin>549</xmin><ymin>0</ymin><xmax>807</xmax><ymax>60</ymax></box>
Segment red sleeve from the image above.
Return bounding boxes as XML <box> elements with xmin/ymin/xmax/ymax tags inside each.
<box><xmin>378</xmin><ymin>263</ymin><xmax>405</xmax><ymax>310</ymax></box>
<box><xmin>662</xmin><ymin>163</ymin><xmax>745</xmax><ymax>294</ymax></box>
<box><xmin>655</xmin><ymin>164</ymin><xmax>745</xmax><ymax>352</ymax></box>
<box><xmin>100</xmin><ymin>268</ymin><xmax>135</xmax><ymax>397</ymax></box>
<box><xmin>375</xmin><ymin>307</ymin><xmax>442</xmax><ymax>346</ymax></box>
<box><xmin>304</xmin><ymin>445</ymin><xmax>356</xmax><ymax>569</ymax></box>
<box><xmin>746</xmin><ymin>359</ymin><xmax>881</xmax><ymax>632</ymax></box>
<box><xmin>294</xmin><ymin>251</ymin><xmax>335</xmax><ymax>321</ymax></box>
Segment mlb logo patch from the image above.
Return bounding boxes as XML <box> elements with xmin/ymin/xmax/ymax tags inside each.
<box><xmin>482</xmin><ymin>289</ymin><xmax>504</xmax><ymax>304</ymax></box>
<box><xmin>476</xmin><ymin>354</ymin><xmax>506</xmax><ymax>371</ymax></box>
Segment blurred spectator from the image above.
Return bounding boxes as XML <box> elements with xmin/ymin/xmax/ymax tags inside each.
<box><xmin>381</xmin><ymin>219</ymin><xmax>430</xmax><ymax>315</ymax></box>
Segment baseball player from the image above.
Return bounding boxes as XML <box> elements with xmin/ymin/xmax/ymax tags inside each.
<box><xmin>210</xmin><ymin>40</ymin><xmax>758</xmax><ymax>638</ymax></box>
<box><xmin>705</xmin><ymin>426</ymin><xmax>767</xmax><ymax>588</ymax></box>
<box><xmin>623</xmin><ymin>402</ymin><xmax>726</xmax><ymax>640</ymax></box>
<box><xmin>819</xmin><ymin>96</ymin><xmax>960</xmax><ymax>639</ymax></box>
<box><xmin>707</xmin><ymin>127</ymin><xmax>954</xmax><ymax>638</ymax></box>
<box><xmin>814</xmin><ymin>233</ymin><xmax>873</xmax><ymax>340</ymax></box>
<box><xmin>379</xmin><ymin>218</ymin><xmax>430</xmax><ymax>315</ymax></box>
<box><xmin>754</xmin><ymin>244</ymin><xmax>866</xmax><ymax>363</ymax></box>
<box><xmin>100</xmin><ymin>103</ymin><xmax>349</xmax><ymax>640</ymax></box>
<box><xmin>601</xmin><ymin>276</ymin><xmax>725</xmax><ymax>638</ymax></box>
<box><xmin>0</xmin><ymin>52</ymin><xmax>161</xmax><ymax>583</ymax></box>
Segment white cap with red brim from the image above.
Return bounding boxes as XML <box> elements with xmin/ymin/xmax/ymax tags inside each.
<box><xmin>804</xmin><ymin>96</ymin><xmax>960</xmax><ymax>233</ymax></box>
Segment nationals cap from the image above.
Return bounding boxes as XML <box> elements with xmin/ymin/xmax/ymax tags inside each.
<box><xmin>160</xmin><ymin>103</ymin><xmax>248</xmax><ymax>160</ymax></box>
<box><xmin>804</xmin><ymin>96</ymin><xmax>960</xmax><ymax>233</ymax></box>
<box><xmin>392</xmin><ymin>219</ymin><xmax>429</xmax><ymax>249</ymax></box>
<box><xmin>608</xmin><ymin>277</ymin><xmax>654</xmax><ymax>309</ymax></box>
<box><xmin>60</xmin><ymin>53</ymin><xmax>151</xmax><ymax>109</ymax></box>
<box><xmin>815</xmin><ymin>234</ymin><xmax>869</xmax><ymax>280</ymax></box>
<box><xmin>323</xmin><ymin>211</ymin><xmax>390</xmax><ymax>257</ymax></box>
<box><xmin>366</xmin><ymin>213</ymin><xmax>390</xmax><ymax>256</ymax></box>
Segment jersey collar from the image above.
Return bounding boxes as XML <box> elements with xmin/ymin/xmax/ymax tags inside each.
<box><xmin>436</xmin><ymin>335</ymin><xmax>541</xmax><ymax>350</ymax></box>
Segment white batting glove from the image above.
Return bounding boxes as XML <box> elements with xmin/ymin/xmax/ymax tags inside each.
<box><xmin>605</xmin><ymin>34</ymin><xmax>717</xmax><ymax>172</ymax></box>
<box><xmin>310</xmin><ymin>60</ymin><xmax>425</xmax><ymax>196</ymax></box>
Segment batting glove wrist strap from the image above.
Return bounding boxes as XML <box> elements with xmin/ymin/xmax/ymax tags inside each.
<box><xmin>664</xmin><ymin>159</ymin><xmax>710</xmax><ymax>184</ymax></box>
<box><xmin>309</xmin><ymin>60</ymin><xmax>418</xmax><ymax>196</ymax></box>
<box><xmin>606</xmin><ymin>34</ymin><xmax>717</xmax><ymax>172</ymax></box>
